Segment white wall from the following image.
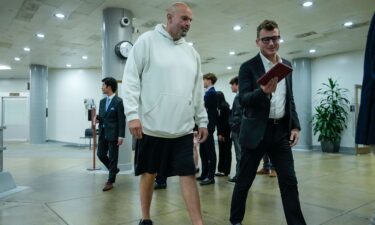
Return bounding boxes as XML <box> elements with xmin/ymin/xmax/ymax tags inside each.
<box><xmin>48</xmin><ymin>69</ymin><xmax>102</xmax><ymax>144</ymax></box>
<box><xmin>0</xmin><ymin>79</ymin><xmax>28</xmax><ymax>92</ymax></box>
<box><xmin>311</xmin><ymin>50</ymin><xmax>365</xmax><ymax>148</ymax></box>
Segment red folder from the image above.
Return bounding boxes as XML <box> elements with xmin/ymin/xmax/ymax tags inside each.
<box><xmin>256</xmin><ymin>62</ymin><xmax>293</xmax><ymax>85</ymax></box>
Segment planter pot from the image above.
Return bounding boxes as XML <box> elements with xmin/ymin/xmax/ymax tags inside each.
<box><xmin>321</xmin><ymin>140</ymin><xmax>340</xmax><ymax>153</ymax></box>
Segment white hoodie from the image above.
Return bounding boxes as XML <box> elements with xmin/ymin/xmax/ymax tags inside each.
<box><xmin>122</xmin><ymin>24</ymin><xmax>208</xmax><ymax>138</ymax></box>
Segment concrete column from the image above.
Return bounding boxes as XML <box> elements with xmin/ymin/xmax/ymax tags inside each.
<box><xmin>29</xmin><ymin>64</ymin><xmax>47</xmax><ymax>144</ymax></box>
<box><xmin>102</xmin><ymin>8</ymin><xmax>133</xmax><ymax>171</ymax></box>
<box><xmin>292</xmin><ymin>58</ymin><xmax>312</xmax><ymax>150</ymax></box>
<box><xmin>102</xmin><ymin>8</ymin><xmax>133</xmax><ymax>80</ymax></box>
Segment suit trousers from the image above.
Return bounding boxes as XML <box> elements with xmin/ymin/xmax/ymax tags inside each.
<box><xmin>230</xmin><ymin>120</ymin><xmax>306</xmax><ymax>225</ymax></box>
<box><xmin>199</xmin><ymin>132</ymin><xmax>217</xmax><ymax>179</ymax></box>
<box><xmin>97</xmin><ymin>133</ymin><xmax>119</xmax><ymax>183</ymax></box>
<box><xmin>217</xmin><ymin>135</ymin><xmax>232</xmax><ymax>175</ymax></box>
<box><xmin>231</xmin><ymin>132</ymin><xmax>241</xmax><ymax>179</ymax></box>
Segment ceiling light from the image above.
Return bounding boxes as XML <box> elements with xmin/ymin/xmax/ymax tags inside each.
<box><xmin>280</xmin><ymin>39</ymin><xmax>284</xmax><ymax>43</ymax></box>
<box><xmin>233</xmin><ymin>25</ymin><xmax>242</xmax><ymax>31</ymax></box>
<box><xmin>54</xmin><ymin>13</ymin><xmax>65</xmax><ymax>19</ymax></box>
<box><xmin>66</xmin><ymin>64</ymin><xmax>71</xmax><ymax>68</ymax></box>
<box><xmin>227</xmin><ymin>66</ymin><xmax>232</xmax><ymax>70</ymax></box>
<box><xmin>23</xmin><ymin>47</ymin><xmax>30</xmax><ymax>52</ymax></box>
<box><xmin>0</xmin><ymin>65</ymin><xmax>11</xmax><ymax>70</ymax></box>
<box><xmin>14</xmin><ymin>57</ymin><xmax>21</xmax><ymax>61</ymax></box>
<box><xmin>309</xmin><ymin>49</ymin><xmax>316</xmax><ymax>53</ymax></box>
<box><xmin>229</xmin><ymin>51</ymin><xmax>236</xmax><ymax>55</ymax></box>
<box><xmin>36</xmin><ymin>33</ymin><xmax>45</xmax><ymax>38</ymax></box>
<box><xmin>82</xmin><ymin>56</ymin><xmax>88</xmax><ymax>60</ymax></box>
<box><xmin>344</xmin><ymin>21</ymin><xmax>353</xmax><ymax>27</ymax></box>
<box><xmin>302</xmin><ymin>1</ymin><xmax>313</xmax><ymax>7</ymax></box>
<box><xmin>187</xmin><ymin>42</ymin><xmax>194</xmax><ymax>46</ymax></box>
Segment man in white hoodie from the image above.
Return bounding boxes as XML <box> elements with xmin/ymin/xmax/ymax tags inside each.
<box><xmin>122</xmin><ymin>2</ymin><xmax>208</xmax><ymax>225</ymax></box>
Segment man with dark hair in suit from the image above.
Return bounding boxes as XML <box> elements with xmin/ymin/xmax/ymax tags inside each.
<box><xmin>228</xmin><ymin>76</ymin><xmax>242</xmax><ymax>183</ymax></box>
<box><xmin>197</xmin><ymin>73</ymin><xmax>218</xmax><ymax>185</ymax></box>
<box><xmin>97</xmin><ymin>77</ymin><xmax>125</xmax><ymax>192</ymax></box>
<box><xmin>229</xmin><ymin>20</ymin><xmax>306</xmax><ymax>225</ymax></box>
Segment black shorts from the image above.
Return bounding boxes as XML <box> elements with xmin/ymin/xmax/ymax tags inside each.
<box><xmin>134</xmin><ymin>133</ymin><xmax>195</xmax><ymax>177</ymax></box>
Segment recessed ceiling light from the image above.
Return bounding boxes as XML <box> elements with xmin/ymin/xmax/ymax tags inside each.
<box><xmin>229</xmin><ymin>51</ymin><xmax>236</xmax><ymax>55</ymax></box>
<box><xmin>187</xmin><ymin>42</ymin><xmax>194</xmax><ymax>46</ymax></box>
<box><xmin>280</xmin><ymin>39</ymin><xmax>284</xmax><ymax>43</ymax></box>
<box><xmin>82</xmin><ymin>56</ymin><xmax>88</xmax><ymax>60</ymax></box>
<box><xmin>66</xmin><ymin>64</ymin><xmax>71</xmax><ymax>68</ymax></box>
<box><xmin>227</xmin><ymin>66</ymin><xmax>232</xmax><ymax>70</ymax></box>
<box><xmin>54</xmin><ymin>13</ymin><xmax>65</xmax><ymax>19</ymax></box>
<box><xmin>302</xmin><ymin>1</ymin><xmax>313</xmax><ymax>7</ymax></box>
<box><xmin>344</xmin><ymin>21</ymin><xmax>353</xmax><ymax>27</ymax></box>
<box><xmin>309</xmin><ymin>49</ymin><xmax>316</xmax><ymax>53</ymax></box>
<box><xmin>233</xmin><ymin>25</ymin><xmax>242</xmax><ymax>31</ymax></box>
<box><xmin>14</xmin><ymin>57</ymin><xmax>21</xmax><ymax>61</ymax></box>
<box><xmin>0</xmin><ymin>65</ymin><xmax>11</xmax><ymax>70</ymax></box>
<box><xmin>36</xmin><ymin>33</ymin><xmax>45</xmax><ymax>38</ymax></box>
<box><xmin>23</xmin><ymin>47</ymin><xmax>30</xmax><ymax>52</ymax></box>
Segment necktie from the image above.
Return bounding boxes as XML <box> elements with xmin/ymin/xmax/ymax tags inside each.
<box><xmin>105</xmin><ymin>97</ymin><xmax>110</xmax><ymax>111</ymax></box>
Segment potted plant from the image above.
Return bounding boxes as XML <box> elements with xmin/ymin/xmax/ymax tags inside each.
<box><xmin>312</xmin><ymin>78</ymin><xmax>350</xmax><ymax>153</ymax></box>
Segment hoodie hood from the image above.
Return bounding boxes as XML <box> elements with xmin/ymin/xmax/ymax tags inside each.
<box><xmin>155</xmin><ymin>24</ymin><xmax>185</xmax><ymax>45</ymax></box>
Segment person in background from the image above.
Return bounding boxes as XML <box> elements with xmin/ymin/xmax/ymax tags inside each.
<box><xmin>228</xmin><ymin>76</ymin><xmax>242</xmax><ymax>183</ymax></box>
<box><xmin>355</xmin><ymin>12</ymin><xmax>375</xmax><ymax>225</ymax></box>
<box><xmin>215</xmin><ymin>91</ymin><xmax>232</xmax><ymax>177</ymax></box>
<box><xmin>197</xmin><ymin>73</ymin><xmax>218</xmax><ymax>186</ymax></box>
<box><xmin>97</xmin><ymin>77</ymin><xmax>125</xmax><ymax>192</ymax></box>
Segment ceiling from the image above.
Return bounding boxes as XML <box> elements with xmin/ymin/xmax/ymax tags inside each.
<box><xmin>0</xmin><ymin>0</ymin><xmax>374</xmax><ymax>79</ymax></box>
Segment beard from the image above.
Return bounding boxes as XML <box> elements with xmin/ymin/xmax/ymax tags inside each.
<box><xmin>181</xmin><ymin>30</ymin><xmax>188</xmax><ymax>37</ymax></box>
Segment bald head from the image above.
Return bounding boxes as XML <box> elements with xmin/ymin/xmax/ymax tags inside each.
<box><xmin>165</xmin><ymin>2</ymin><xmax>192</xmax><ymax>40</ymax></box>
<box><xmin>166</xmin><ymin>2</ymin><xmax>191</xmax><ymax>15</ymax></box>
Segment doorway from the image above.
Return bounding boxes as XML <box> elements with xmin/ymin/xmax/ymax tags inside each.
<box><xmin>1</xmin><ymin>96</ymin><xmax>29</xmax><ymax>142</ymax></box>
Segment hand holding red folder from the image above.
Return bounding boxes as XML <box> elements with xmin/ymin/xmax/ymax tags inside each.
<box><xmin>257</xmin><ymin>62</ymin><xmax>293</xmax><ymax>85</ymax></box>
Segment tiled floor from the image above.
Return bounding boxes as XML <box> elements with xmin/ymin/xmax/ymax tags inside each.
<box><xmin>0</xmin><ymin>142</ymin><xmax>374</xmax><ymax>225</ymax></box>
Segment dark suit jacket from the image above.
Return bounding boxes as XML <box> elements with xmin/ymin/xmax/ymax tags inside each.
<box><xmin>238</xmin><ymin>54</ymin><xmax>300</xmax><ymax>149</ymax></box>
<box><xmin>217</xmin><ymin>104</ymin><xmax>231</xmax><ymax>137</ymax></box>
<box><xmin>229</xmin><ymin>94</ymin><xmax>242</xmax><ymax>133</ymax></box>
<box><xmin>356</xmin><ymin>12</ymin><xmax>375</xmax><ymax>145</ymax></box>
<box><xmin>205</xmin><ymin>87</ymin><xmax>218</xmax><ymax>133</ymax></box>
<box><xmin>98</xmin><ymin>95</ymin><xmax>126</xmax><ymax>141</ymax></box>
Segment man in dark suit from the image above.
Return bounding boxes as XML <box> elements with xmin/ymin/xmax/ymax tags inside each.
<box><xmin>97</xmin><ymin>77</ymin><xmax>125</xmax><ymax>191</ymax></box>
<box><xmin>197</xmin><ymin>73</ymin><xmax>218</xmax><ymax>185</ymax></box>
<box><xmin>228</xmin><ymin>76</ymin><xmax>242</xmax><ymax>183</ymax></box>
<box><xmin>356</xmin><ymin>12</ymin><xmax>375</xmax><ymax>153</ymax></box>
<box><xmin>229</xmin><ymin>20</ymin><xmax>306</xmax><ymax>225</ymax></box>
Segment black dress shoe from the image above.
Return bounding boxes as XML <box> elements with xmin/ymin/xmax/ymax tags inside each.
<box><xmin>154</xmin><ymin>182</ymin><xmax>167</xmax><ymax>190</ymax></box>
<box><xmin>139</xmin><ymin>219</ymin><xmax>153</xmax><ymax>225</ymax></box>
<box><xmin>200</xmin><ymin>178</ymin><xmax>215</xmax><ymax>185</ymax></box>
<box><xmin>227</xmin><ymin>177</ymin><xmax>237</xmax><ymax>183</ymax></box>
<box><xmin>196</xmin><ymin>176</ymin><xmax>205</xmax><ymax>181</ymax></box>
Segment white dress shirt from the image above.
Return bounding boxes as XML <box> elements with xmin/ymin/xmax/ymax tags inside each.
<box><xmin>259</xmin><ymin>52</ymin><xmax>286</xmax><ymax>119</ymax></box>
